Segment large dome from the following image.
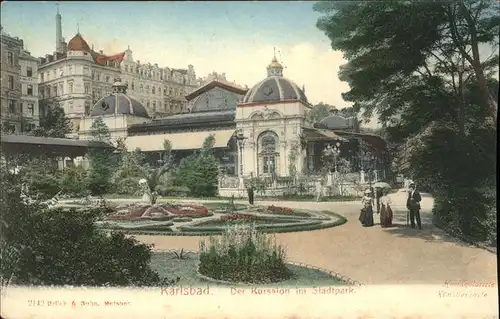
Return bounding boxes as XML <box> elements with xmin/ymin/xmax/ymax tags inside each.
<box><xmin>90</xmin><ymin>81</ymin><xmax>149</xmax><ymax>118</ymax></box>
<box><xmin>242</xmin><ymin>56</ymin><xmax>308</xmax><ymax>104</ymax></box>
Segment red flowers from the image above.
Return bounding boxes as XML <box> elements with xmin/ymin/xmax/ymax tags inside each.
<box><xmin>221</xmin><ymin>213</ymin><xmax>257</xmax><ymax>222</ymax></box>
<box><xmin>165</xmin><ymin>204</ymin><xmax>209</xmax><ymax>216</ymax></box>
<box><xmin>267</xmin><ymin>205</ymin><xmax>294</xmax><ymax>214</ymax></box>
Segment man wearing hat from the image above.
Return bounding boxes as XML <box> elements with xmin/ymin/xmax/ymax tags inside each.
<box><xmin>406</xmin><ymin>182</ymin><xmax>422</xmax><ymax>229</ymax></box>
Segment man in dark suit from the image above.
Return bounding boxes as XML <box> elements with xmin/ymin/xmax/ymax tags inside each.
<box><xmin>406</xmin><ymin>183</ymin><xmax>422</xmax><ymax>229</ymax></box>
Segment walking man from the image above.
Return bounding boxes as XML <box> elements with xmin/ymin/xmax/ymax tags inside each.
<box><xmin>247</xmin><ymin>184</ymin><xmax>255</xmax><ymax>205</ymax></box>
<box><xmin>406</xmin><ymin>183</ymin><xmax>422</xmax><ymax>229</ymax></box>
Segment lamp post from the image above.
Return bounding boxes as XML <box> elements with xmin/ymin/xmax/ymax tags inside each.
<box><xmin>323</xmin><ymin>142</ymin><xmax>341</xmax><ymax>176</ymax></box>
<box><xmin>235</xmin><ymin>130</ymin><xmax>247</xmax><ymax>177</ymax></box>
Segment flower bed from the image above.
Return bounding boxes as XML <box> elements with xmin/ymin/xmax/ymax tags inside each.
<box><xmin>198</xmin><ymin>225</ymin><xmax>293</xmax><ymax>284</ymax></box>
<box><xmin>220</xmin><ymin>213</ymin><xmax>258</xmax><ymax>222</ymax></box>
<box><xmin>267</xmin><ymin>205</ymin><xmax>294</xmax><ymax>214</ymax></box>
<box><xmin>165</xmin><ymin>204</ymin><xmax>209</xmax><ymax>216</ymax></box>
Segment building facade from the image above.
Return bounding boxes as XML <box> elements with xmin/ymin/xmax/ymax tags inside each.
<box><xmin>37</xmin><ymin>10</ymin><xmax>200</xmax><ymax>135</ymax></box>
<box><xmin>1</xmin><ymin>27</ymin><xmax>39</xmax><ymax>134</ymax></box>
<box><xmin>19</xmin><ymin>49</ymin><xmax>40</xmax><ymax>131</ymax></box>
<box><xmin>78</xmin><ymin>56</ymin><xmax>386</xmax><ymax>181</ymax></box>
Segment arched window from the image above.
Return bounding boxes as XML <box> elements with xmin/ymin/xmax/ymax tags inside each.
<box><xmin>258</xmin><ymin>131</ymin><xmax>279</xmax><ymax>175</ymax></box>
<box><xmin>152</xmin><ymin>86</ymin><xmax>155</xmax><ymax>94</ymax></box>
<box><xmin>131</xmin><ymin>82</ymin><xmax>135</xmax><ymax>90</ymax></box>
<box><xmin>140</xmin><ymin>84</ymin><xmax>143</xmax><ymax>92</ymax></box>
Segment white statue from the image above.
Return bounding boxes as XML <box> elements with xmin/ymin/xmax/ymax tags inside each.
<box><xmin>139</xmin><ymin>178</ymin><xmax>152</xmax><ymax>204</ymax></box>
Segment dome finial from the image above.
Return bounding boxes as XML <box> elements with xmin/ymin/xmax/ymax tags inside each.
<box><xmin>77</xmin><ymin>23</ymin><xmax>80</xmax><ymax>34</ymax></box>
<box><xmin>273</xmin><ymin>47</ymin><xmax>277</xmax><ymax>62</ymax></box>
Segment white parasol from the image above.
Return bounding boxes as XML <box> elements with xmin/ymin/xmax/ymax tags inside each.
<box><xmin>373</xmin><ymin>182</ymin><xmax>392</xmax><ymax>189</ymax></box>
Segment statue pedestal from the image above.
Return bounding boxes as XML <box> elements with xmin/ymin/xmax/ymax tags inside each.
<box><xmin>141</xmin><ymin>192</ymin><xmax>152</xmax><ymax>204</ymax></box>
<box><xmin>360</xmin><ymin>170</ymin><xmax>365</xmax><ymax>183</ymax></box>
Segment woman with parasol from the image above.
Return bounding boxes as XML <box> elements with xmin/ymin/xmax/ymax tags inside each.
<box><xmin>359</xmin><ymin>189</ymin><xmax>374</xmax><ymax>227</ymax></box>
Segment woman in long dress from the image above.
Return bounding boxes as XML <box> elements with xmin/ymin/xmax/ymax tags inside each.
<box><xmin>359</xmin><ymin>189</ymin><xmax>374</xmax><ymax>227</ymax></box>
<box><xmin>379</xmin><ymin>190</ymin><xmax>393</xmax><ymax>227</ymax></box>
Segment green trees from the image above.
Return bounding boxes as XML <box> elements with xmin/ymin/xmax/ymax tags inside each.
<box><xmin>173</xmin><ymin>135</ymin><xmax>219</xmax><ymax>197</ymax></box>
<box><xmin>31</xmin><ymin>100</ymin><xmax>72</xmax><ymax>138</ymax></box>
<box><xmin>86</xmin><ymin>118</ymin><xmax>116</xmax><ymax>196</ymax></box>
<box><xmin>315</xmin><ymin>0</ymin><xmax>498</xmax><ymax>243</ymax></box>
<box><xmin>0</xmin><ymin>165</ymin><xmax>176</xmax><ymax>288</ymax></box>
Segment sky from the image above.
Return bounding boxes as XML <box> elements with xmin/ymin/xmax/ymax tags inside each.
<box><xmin>2</xmin><ymin>1</ymin><xmax>366</xmax><ymax>123</ymax></box>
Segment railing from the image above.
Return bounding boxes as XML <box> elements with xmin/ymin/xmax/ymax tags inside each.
<box><xmin>218</xmin><ymin>173</ymin><xmax>367</xmax><ymax>197</ymax></box>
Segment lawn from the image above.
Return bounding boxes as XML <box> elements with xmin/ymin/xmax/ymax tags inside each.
<box><xmin>150</xmin><ymin>252</ymin><xmax>345</xmax><ymax>287</ymax></box>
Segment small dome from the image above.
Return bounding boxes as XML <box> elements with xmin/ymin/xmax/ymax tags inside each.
<box><xmin>67</xmin><ymin>33</ymin><xmax>91</xmax><ymax>52</ymax></box>
<box><xmin>242</xmin><ymin>55</ymin><xmax>308</xmax><ymax>104</ymax></box>
<box><xmin>90</xmin><ymin>80</ymin><xmax>149</xmax><ymax>118</ymax></box>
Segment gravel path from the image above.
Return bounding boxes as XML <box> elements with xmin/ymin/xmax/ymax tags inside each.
<box><xmin>132</xmin><ymin>189</ymin><xmax>497</xmax><ymax>285</ymax></box>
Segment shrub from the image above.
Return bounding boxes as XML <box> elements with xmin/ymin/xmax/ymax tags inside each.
<box><xmin>220</xmin><ymin>213</ymin><xmax>258</xmax><ymax>222</ymax></box>
<box><xmin>174</xmin><ymin>152</ymin><xmax>219</xmax><ymax>197</ymax></box>
<box><xmin>1</xmin><ymin>166</ymin><xmax>177</xmax><ymax>287</ymax></box>
<box><xmin>198</xmin><ymin>224</ymin><xmax>292</xmax><ymax>283</ymax></box>
<box><xmin>60</xmin><ymin>165</ymin><xmax>88</xmax><ymax>197</ymax></box>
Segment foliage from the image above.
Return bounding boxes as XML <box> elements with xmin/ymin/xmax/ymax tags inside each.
<box><xmin>0</xmin><ymin>165</ymin><xmax>177</xmax><ymax>288</ymax></box>
<box><xmin>85</xmin><ymin>118</ymin><xmax>116</xmax><ymax>196</ymax></box>
<box><xmin>247</xmin><ymin>177</ymin><xmax>267</xmax><ymax>196</ymax></box>
<box><xmin>174</xmin><ymin>151</ymin><xmax>219</xmax><ymax>197</ymax></box>
<box><xmin>31</xmin><ymin>100</ymin><xmax>72</xmax><ymax>138</ymax></box>
<box><xmin>315</xmin><ymin>1</ymin><xmax>499</xmax><ymax>125</ymax></box>
<box><xmin>113</xmin><ymin>148</ymin><xmax>147</xmax><ymax>196</ymax></box>
<box><xmin>198</xmin><ymin>224</ymin><xmax>292</xmax><ymax>283</ymax></box>
<box><xmin>59</xmin><ymin>165</ymin><xmax>88</xmax><ymax>197</ymax></box>
<box><xmin>287</xmin><ymin>141</ymin><xmax>300</xmax><ymax>181</ymax></box>
<box><xmin>18</xmin><ymin>156</ymin><xmax>61</xmax><ymax>200</ymax></box>
<box><xmin>202</xmin><ymin>134</ymin><xmax>216</xmax><ymax>150</ymax></box>
<box><xmin>315</xmin><ymin>0</ymin><xmax>498</xmax><ymax>244</ymax></box>
<box><xmin>307</xmin><ymin>102</ymin><xmax>337</xmax><ymax>124</ymax></box>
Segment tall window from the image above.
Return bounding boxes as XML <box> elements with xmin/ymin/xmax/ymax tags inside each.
<box><xmin>27</xmin><ymin>85</ymin><xmax>33</xmax><ymax>96</ymax></box>
<box><xmin>131</xmin><ymin>82</ymin><xmax>135</xmax><ymax>90</ymax></box>
<box><xmin>84</xmin><ymin>83</ymin><xmax>90</xmax><ymax>94</ymax></box>
<box><xmin>7</xmin><ymin>52</ymin><xmax>13</xmax><ymax>65</ymax></box>
<box><xmin>8</xmin><ymin>76</ymin><xmax>14</xmax><ymax>90</ymax></box>
<box><xmin>83</xmin><ymin>67</ymin><xmax>89</xmax><ymax>76</ymax></box>
<box><xmin>40</xmin><ymin>73</ymin><xmax>44</xmax><ymax>82</ymax></box>
<box><xmin>26</xmin><ymin>66</ymin><xmax>33</xmax><ymax>77</ymax></box>
<box><xmin>258</xmin><ymin>131</ymin><xmax>279</xmax><ymax>175</ymax></box>
<box><xmin>69</xmin><ymin>82</ymin><xmax>74</xmax><ymax>93</ymax></box>
<box><xmin>152</xmin><ymin>101</ymin><xmax>156</xmax><ymax>112</ymax></box>
<box><xmin>8</xmin><ymin>100</ymin><xmax>16</xmax><ymax>113</ymax></box>
<box><xmin>152</xmin><ymin>86</ymin><xmax>155</xmax><ymax>94</ymax></box>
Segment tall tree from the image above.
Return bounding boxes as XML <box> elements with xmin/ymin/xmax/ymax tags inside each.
<box><xmin>307</xmin><ymin>102</ymin><xmax>337</xmax><ymax>124</ymax></box>
<box><xmin>31</xmin><ymin>100</ymin><xmax>72</xmax><ymax>138</ymax></box>
<box><xmin>85</xmin><ymin>118</ymin><xmax>115</xmax><ymax>195</ymax></box>
<box><xmin>315</xmin><ymin>0</ymin><xmax>499</xmax><ymax>130</ymax></box>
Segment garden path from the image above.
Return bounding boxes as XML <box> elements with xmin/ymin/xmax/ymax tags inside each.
<box><xmin>134</xmin><ymin>189</ymin><xmax>497</xmax><ymax>285</ymax></box>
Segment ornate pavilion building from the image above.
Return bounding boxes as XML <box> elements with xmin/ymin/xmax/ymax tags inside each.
<box><xmin>78</xmin><ymin>55</ymin><xmax>387</xmax><ymax>193</ymax></box>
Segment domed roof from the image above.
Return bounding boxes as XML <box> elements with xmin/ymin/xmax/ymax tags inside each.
<box><xmin>67</xmin><ymin>33</ymin><xmax>91</xmax><ymax>52</ymax></box>
<box><xmin>242</xmin><ymin>56</ymin><xmax>308</xmax><ymax>104</ymax></box>
<box><xmin>89</xmin><ymin>81</ymin><xmax>149</xmax><ymax>118</ymax></box>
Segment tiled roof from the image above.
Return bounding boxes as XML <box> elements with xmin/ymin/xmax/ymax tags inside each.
<box><xmin>67</xmin><ymin>33</ymin><xmax>91</xmax><ymax>52</ymax></box>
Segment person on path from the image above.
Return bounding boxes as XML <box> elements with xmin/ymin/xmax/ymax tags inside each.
<box><xmin>359</xmin><ymin>189</ymin><xmax>374</xmax><ymax>227</ymax></box>
<box><xmin>406</xmin><ymin>183</ymin><xmax>422</xmax><ymax>229</ymax></box>
<box><xmin>315</xmin><ymin>179</ymin><xmax>322</xmax><ymax>202</ymax></box>
<box><xmin>247</xmin><ymin>184</ymin><xmax>255</xmax><ymax>205</ymax></box>
<box><xmin>379</xmin><ymin>189</ymin><xmax>393</xmax><ymax>227</ymax></box>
